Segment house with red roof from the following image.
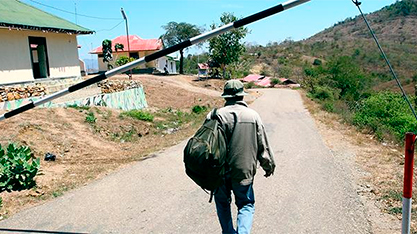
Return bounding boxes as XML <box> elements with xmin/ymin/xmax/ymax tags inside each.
<box><xmin>90</xmin><ymin>35</ymin><xmax>176</xmax><ymax>74</ymax></box>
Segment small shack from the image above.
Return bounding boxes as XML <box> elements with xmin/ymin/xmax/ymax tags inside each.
<box><xmin>198</xmin><ymin>63</ymin><xmax>209</xmax><ymax>79</ymax></box>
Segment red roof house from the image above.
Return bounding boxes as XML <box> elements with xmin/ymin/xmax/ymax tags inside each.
<box><xmin>242</xmin><ymin>74</ymin><xmax>271</xmax><ymax>87</ymax></box>
<box><xmin>90</xmin><ymin>35</ymin><xmax>163</xmax><ymax>54</ymax></box>
<box><xmin>90</xmin><ymin>35</ymin><xmax>165</xmax><ymax>72</ymax></box>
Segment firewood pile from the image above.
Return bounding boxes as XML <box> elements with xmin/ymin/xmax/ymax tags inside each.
<box><xmin>98</xmin><ymin>80</ymin><xmax>142</xmax><ymax>94</ymax></box>
<box><xmin>0</xmin><ymin>85</ymin><xmax>47</xmax><ymax>102</ymax></box>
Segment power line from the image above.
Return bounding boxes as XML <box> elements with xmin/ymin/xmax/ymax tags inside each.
<box><xmin>96</xmin><ymin>20</ymin><xmax>125</xmax><ymax>32</ymax></box>
<box><xmin>28</xmin><ymin>0</ymin><xmax>122</xmax><ymax>21</ymax></box>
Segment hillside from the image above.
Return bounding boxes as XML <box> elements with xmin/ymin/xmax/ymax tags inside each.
<box><xmin>246</xmin><ymin>0</ymin><xmax>417</xmax><ymax>93</ymax></box>
<box><xmin>310</xmin><ymin>0</ymin><xmax>417</xmax><ymax>44</ymax></box>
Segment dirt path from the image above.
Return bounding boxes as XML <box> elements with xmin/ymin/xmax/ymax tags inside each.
<box><xmin>131</xmin><ymin>74</ymin><xmax>222</xmax><ymax>97</ymax></box>
<box><xmin>0</xmin><ymin>89</ymin><xmax>380</xmax><ymax>233</ymax></box>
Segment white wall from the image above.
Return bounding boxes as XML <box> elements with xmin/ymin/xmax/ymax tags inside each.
<box><xmin>156</xmin><ymin>57</ymin><xmax>177</xmax><ymax>74</ymax></box>
<box><xmin>0</xmin><ymin>28</ymin><xmax>81</xmax><ymax>84</ymax></box>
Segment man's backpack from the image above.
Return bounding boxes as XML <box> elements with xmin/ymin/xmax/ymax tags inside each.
<box><xmin>183</xmin><ymin>108</ymin><xmax>228</xmax><ymax>202</ymax></box>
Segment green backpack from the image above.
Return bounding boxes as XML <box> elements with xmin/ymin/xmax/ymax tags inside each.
<box><xmin>183</xmin><ymin>109</ymin><xmax>228</xmax><ymax>202</ymax></box>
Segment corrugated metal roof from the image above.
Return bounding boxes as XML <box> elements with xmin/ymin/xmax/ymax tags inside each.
<box><xmin>0</xmin><ymin>0</ymin><xmax>93</xmax><ymax>34</ymax></box>
<box><xmin>198</xmin><ymin>63</ymin><xmax>209</xmax><ymax>70</ymax></box>
<box><xmin>90</xmin><ymin>35</ymin><xmax>163</xmax><ymax>54</ymax></box>
<box><xmin>242</xmin><ymin>74</ymin><xmax>265</xmax><ymax>82</ymax></box>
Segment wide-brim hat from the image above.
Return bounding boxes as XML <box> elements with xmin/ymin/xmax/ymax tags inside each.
<box><xmin>221</xmin><ymin>80</ymin><xmax>248</xmax><ymax>98</ymax></box>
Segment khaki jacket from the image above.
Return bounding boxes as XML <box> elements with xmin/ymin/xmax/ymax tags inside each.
<box><xmin>212</xmin><ymin>100</ymin><xmax>275</xmax><ymax>185</ymax></box>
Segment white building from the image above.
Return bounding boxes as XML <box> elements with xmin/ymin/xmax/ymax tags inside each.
<box><xmin>0</xmin><ymin>0</ymin><xmax>93</xmax><ymax>85</ymax></box>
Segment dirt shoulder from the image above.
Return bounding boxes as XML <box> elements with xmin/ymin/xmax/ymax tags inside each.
<box><xmin>300</xmin><ymin>90</ymin><xmax>407</xmax><ymax>233</ymax></box>
<box><xmin>0</xmin><ymin>74</ymin><xmax>225</xmax><ymax>220</ymax></box>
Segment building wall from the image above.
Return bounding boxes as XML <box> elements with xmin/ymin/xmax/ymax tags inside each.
<box><xmin>156</xmin><ymin>57</ymin><xmax>177</xmax><ymax>74</ymax></box>
<box><xmin>0</xmin><ymin>28</ymin><xmax>81</xmax><ymax>85</ymax></box>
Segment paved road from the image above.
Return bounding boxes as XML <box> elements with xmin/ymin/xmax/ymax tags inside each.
<box><xmin>0</xmin><ymin>89</ymin><xmax>370</xmax><ymax>234</ymax></box>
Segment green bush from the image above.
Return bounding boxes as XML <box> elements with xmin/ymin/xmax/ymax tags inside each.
<box><xmin>85</xmin><ymin>112</ymin><xmax>97</xmax><ymax>124</ymax></box>
<box><xmin>120</xmin><ymin>110</ymin><xmax>154</xmax><ymax>122</ymax></box>
<box><xmin>353</xmin><ymin>92</ymin><xmax>417</xmax><ymax>142</ymax></box>
<box><xmin>0</xmin><ymin>143</ymin><xmax>40</xmax><ymax>192</ymax></box>
<box><xmin>115</xmin><ymin>56</ymin><xmax>135</xmax><ymax>67</ymax></box>
<box><xmin>323</xmin><ymin>101</ymin><xmax>335</xmax><ymax>112</ymax></box>
<box><xmin>311</xmin><ymin>86</ymin><xmax>335</xmax><ymax>101</ymax></box>
<box><xmin>192</xmin><ymin>105</ymin><xmax>208</xmax><ymax>114</ymax></box>
<box><xmin>67</xmin><ymin>104</ymin><xmax>90</xmax><ymax>111</ymax></box>
<box><xmin>270</xmin><ymin>78</ymin><xmax>281</xmax><ymax>86</ymax></box>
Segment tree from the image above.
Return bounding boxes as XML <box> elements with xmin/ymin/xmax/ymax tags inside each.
<box><xmin>327</xmin><ymin>56</ymin><xmax>367</xmax><ymax>101</ymax></box>
<box><xmin>102</xmin><ymin>39</ymin><xmax>113</xmax><ymax>70</ymax></box>
<box><xmin>209</xmin><ymin>13</ymin><xmax>249</xmax><ymax>78</ymax></box>
<box><xmin>160</xmin><ymin>22</ymin><xmax>201</xmax><ymax>74</ymax></box>
<box><xmin>114</xmin><ymin>43</ymin><xmax>124</xmax><ymax>52</ymax></box>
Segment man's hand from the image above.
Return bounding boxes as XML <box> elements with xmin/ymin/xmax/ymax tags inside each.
<box><xmin>264</xmin><ymin>165</ymin><xmax>275</xmax><ymax>178</ymax></box>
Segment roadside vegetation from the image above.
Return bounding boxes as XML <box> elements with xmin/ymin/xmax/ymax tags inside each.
<box><xmin>302</xmin><ymin>55</ymin><xmax>417</xmax><ymax>144</ymax></box>
<box><xmin>0</xmin><ymin>143</ymin><xmax>40</xmax><ymax>193</ymax></box>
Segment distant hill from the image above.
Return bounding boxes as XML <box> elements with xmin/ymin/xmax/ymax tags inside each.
<box><xmin>246</xmin><ymin>0</ymin><xmax>417</xmax><ymax>93</ymax></box>
<box><xmin>310</xmin><ymin>0</ymin><xmax>417</xmax><ymax>44</ymax></box>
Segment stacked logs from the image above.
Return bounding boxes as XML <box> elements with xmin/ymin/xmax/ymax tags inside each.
<box><xmin>98</xmin><ymin>80</ymin><xmax>142</xmax><ymax>94</ymax></box>
<box><xmin>0</xmin><ymin>85</ymin><xmax>47</xmax><ymax>102</ymax></box>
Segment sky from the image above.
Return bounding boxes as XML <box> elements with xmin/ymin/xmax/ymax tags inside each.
<box><xmin>20</xmin><ymin>0</ymin><xmax>398</xmax><ymax>61</ymax></box>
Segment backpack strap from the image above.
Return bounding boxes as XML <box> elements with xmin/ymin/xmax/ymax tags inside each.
<box><xmin>210</xmin><ymin>108</ymin><xmax>218</xmax><ymax>120</ymax></box>
<box><xmin>202</xmin><ymin>188</ymin><xmax>216</xmax><ymax>203</ymax></box>
<box><xmin>209</xmin><ymin>190</ymin><xmax>215</xmax><ymax>203</ymax></box>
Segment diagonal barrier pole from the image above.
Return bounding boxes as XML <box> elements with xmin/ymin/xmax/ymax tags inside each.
<box><xmin>403</xmin><ymin>133</ymin><xmax>416</xmax><ymax>234</ymax></box>
<box><xmin>0</xmin><ymin>0</ymin><xmax>311</xmax><ymax>122</ymax></box>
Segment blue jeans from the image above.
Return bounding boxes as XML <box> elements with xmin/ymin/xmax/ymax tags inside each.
<box><xmin>214</xmin><ymin>176</ymin><xmax>255</xmax><ymax>234</ymax></box>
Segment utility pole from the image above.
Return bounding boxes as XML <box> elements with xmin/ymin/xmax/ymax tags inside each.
<box><xmin>121</xmin><ymin>8</ymin><xmax>132</xmax><ymax>79</ymax></box>
<box><xmin>74</xmin><ymin>2</ymin><xmax>78</xmax><ymax>24</ymax></box>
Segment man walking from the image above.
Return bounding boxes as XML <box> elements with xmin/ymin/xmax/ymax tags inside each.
<box><xmin>213</xmin><ymin>80</ymin><xmax>275</xmax><ymax>234</ymax></box>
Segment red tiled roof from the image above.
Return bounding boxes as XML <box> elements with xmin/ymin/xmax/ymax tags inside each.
<box><xmin>90</xmin><ymin>35</ymin><xmax>163</xmax><ymax>54</ymax></box>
